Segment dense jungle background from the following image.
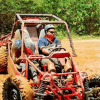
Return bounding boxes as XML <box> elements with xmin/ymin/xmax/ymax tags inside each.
<box><xmin>0</xmin><ymin>0</ymin><xmax>100</xmax><ymax>37</ymax></box>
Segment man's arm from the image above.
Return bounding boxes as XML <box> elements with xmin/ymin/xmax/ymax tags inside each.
<box><xmin>38</xmin><ymin>38</ymin><xmax>50</xmax><ymax>55</ymax></box>
<box><xmin>40</xmin><ymin>46</ymin><xmax>50</xmax><ymax>55</ymax></box>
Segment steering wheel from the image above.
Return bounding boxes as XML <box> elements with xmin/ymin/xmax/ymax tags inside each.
<box><xmin>49</xmin><ymin>47</ymin><xmax>66</xmax><ymax>54</ymax></box>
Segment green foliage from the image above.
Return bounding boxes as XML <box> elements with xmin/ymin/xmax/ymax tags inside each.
<box><xmin>0</xmin><ymin>0</ymin><xmax>100</xmax><ymax>37</ymax></box>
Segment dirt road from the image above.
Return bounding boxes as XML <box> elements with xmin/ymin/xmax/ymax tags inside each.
<box><xmin>0</xmin><ymin>39</ymin><xmax>100</xmax><ymax>99</ymax></box>
<box><xmin>61</xmin><ymin>39</ymin><xmax>100</xmax><ymax>78</ymax></box>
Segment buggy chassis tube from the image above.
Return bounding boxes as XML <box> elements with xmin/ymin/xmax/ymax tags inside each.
<box><xmin>28</xmin><ymin>51</ymin><xmax>71</xmax><ymax>60</ymax></box>
<box><xmin>26</xmin><ymin>58</ymin><xmax>43</xmax><ymax>75</ymax></box>
<box><xmin>36</xmin><ymin>71</ymin><xmax>84</xmax><ymax>99</ymax></box>
<box><xmin>11</xmin><ymin>14</ymin><xmax>76</xmax><ymax>56</ymax></box>
<box><xmin>16</xmin><ymin>14</ymin><xmax>62</xmax><ymax>21</ymax></box>
<box><xmin>22</xmin><ymin>58</ymin><xmax>78</xmax><ymax>78</ymax></box>
<box><xmin>64</xmin><ymin>22</ymin><xmax>76</xmax><ymax>56</ymax></box>
<box><xmin>26</xmin><ymin>56</ymin><xmax>85</xmax><ymax>99</ymax></box>
<box><xmin>40</xmin><ymin>72</ymin><xmax>84</xmax><ymax>100</ymax></box>
<box><xmin>19</xmin><ymin>51</ymin><xmax>72</xmax><ymax>77</ymax></box>
<box><xmin>15</xmin><ymin>54</ymin><xmax>85</xmax><ymax>100</ymax></box>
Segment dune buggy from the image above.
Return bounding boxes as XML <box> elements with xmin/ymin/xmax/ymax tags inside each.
<box><xmin>0</xmin><ymin>14</ymin><xmax>100</xmax><ymax>100</ymax></box>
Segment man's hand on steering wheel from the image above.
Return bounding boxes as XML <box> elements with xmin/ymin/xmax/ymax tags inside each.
<box><xmin>48</xmin><ymin>46</ymin><xmax>66</xmax><ymax>54</ymax></box>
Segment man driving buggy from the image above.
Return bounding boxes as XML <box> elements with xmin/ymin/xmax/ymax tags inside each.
<box><xmin>38</xmin><ymin>24</ymin><xmax>72</xmax><ymax>80</ymax></box>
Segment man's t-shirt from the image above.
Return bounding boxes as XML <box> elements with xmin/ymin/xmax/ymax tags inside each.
<box><xmin>38</xmin><ymin>37</ymin><xmax>61</xmax><ymax>54</ymax></box>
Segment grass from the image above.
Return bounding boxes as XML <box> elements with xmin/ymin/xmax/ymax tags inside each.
<box><xmin>56</xmin><ymin>31</ymin><xmax>100</xmax><ymax>40</ymax></box>
<box><xmin>71</xmin><ymin>34</ymin><xmax>100</xmax><ymax>40</ymax></box>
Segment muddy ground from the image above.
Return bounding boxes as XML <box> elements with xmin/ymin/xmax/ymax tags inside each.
<box><xmin>0</xmin><ymin>39</ymin><xmax>100</xmax><ymax>99</ymax></box>
<box><xmin>62</xmin><ymin>39</ymin><xmax>100</xmax><ymax>78</ymax></box>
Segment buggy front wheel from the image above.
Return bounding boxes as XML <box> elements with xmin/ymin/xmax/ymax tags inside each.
<box><xmin>2</xmin><ymin>76</ymin><xmax>34</xmax><ymax>100</ymax></box>
<box><xmin>8</xmin><ymin>87</ymin><xmax>21</xmax><ymax>100</ymax></box>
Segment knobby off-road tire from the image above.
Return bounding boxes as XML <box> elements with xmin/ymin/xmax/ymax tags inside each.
<box><xmin>83</xmin><ymin>78</ymin><xmax>90</xmax><ymax>92</ymax></box>
<box><xmin>83</xmin><ymin>78</ymin><xmax>91</xmax><ymax>100</ymax></box>
<box><xmin>0</xmin><ymin>46</ymin><xmax>7</xmax><ymax>72</ymax></box>
<box><xmin>88</xmin><ymin>75</ymin><xmax>100</xmax><ymax>100</ymax></box>
<box><xmin>2</xmin><ymin>76</ymin><xmax>35</xmax><ymax>100</ymax></box>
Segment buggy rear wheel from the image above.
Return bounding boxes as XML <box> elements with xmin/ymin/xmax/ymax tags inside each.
<box><xmin>85</xmin><ymin>75</ymin><xmax>100</xmax><ymax>100</ymax></box>
<box><xmin>2</xmin><ymin>76</ymin><xmax>34</xmax><ymax>100</ymax></box>
<box><xmin>89</xmin><ymin>75</ymin><xmax>100</xmax><ymax>99</ymax></box>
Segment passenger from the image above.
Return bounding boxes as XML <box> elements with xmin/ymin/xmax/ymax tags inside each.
<box><xmin>12</xmin><ymin>39</ymin><xmax>34</xmax><ymax>63</ymax></box>
<box><xmin>11</xmin><ymin>29</ymin><xmax>21</xmax><ymax>63</ymax></box>
<box><xmin>11</xmin><ymin>29</ymin><xmax>38</xmax><ymax>83</ymax></box>
<box><xmin>38</xmin><ymin>25</ymin><xmax>71</xmax><ymax>79</ymax></box>
<box><xmin>12</xmin><ymin>29</ymin><xmax>35</xmax><ymax>63</ymax></box>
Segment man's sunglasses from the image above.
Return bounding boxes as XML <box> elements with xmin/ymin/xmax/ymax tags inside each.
<box><xmin>48</xmin><ymin>31</ymin><xmax>55</xmax><ymax>34</ymax></box>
